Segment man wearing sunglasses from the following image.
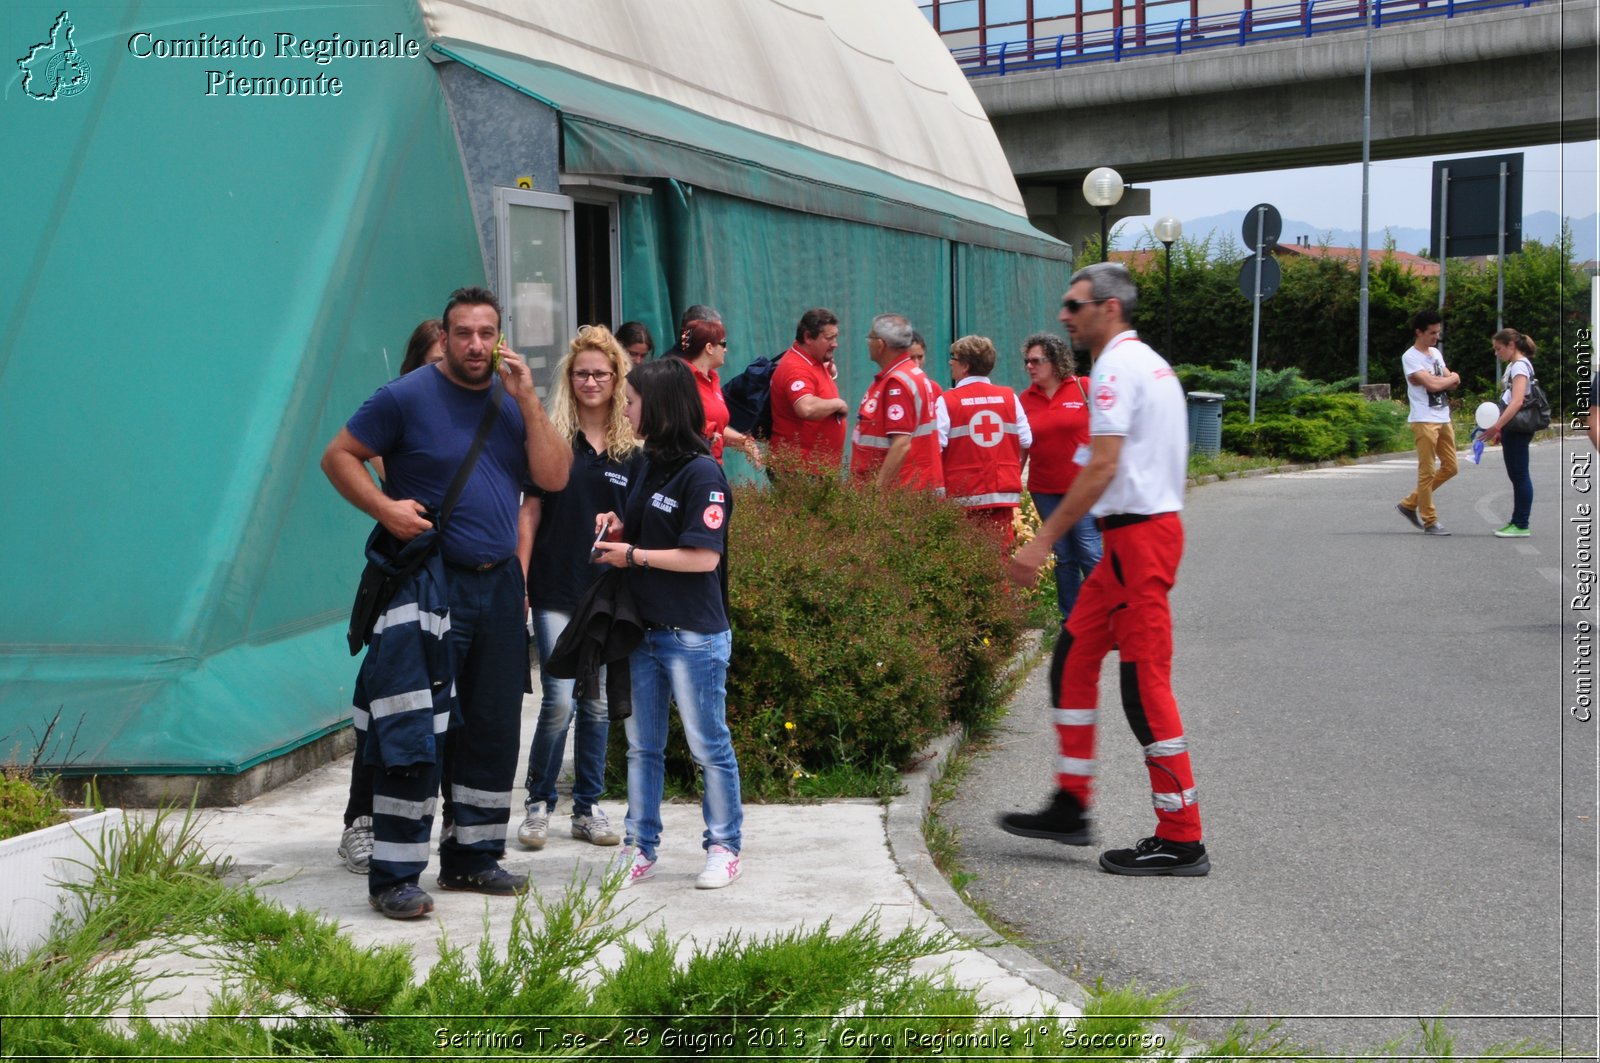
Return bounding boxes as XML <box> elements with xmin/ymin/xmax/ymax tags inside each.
<box><xmin>999</xmin><ymin>262</ymin><xmax>1209</xmax><ymax>878</ymax></box>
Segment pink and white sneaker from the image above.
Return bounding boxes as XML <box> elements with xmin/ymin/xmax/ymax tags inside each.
<box><xmin>611</xmin><ymin>846</ymin><xmax>655</xmax><ymax>889</ymax></box>
<box><xmin>695</xmin><ymin>844</ymin><xmax>742</xmax><ymax>889</ymax></box>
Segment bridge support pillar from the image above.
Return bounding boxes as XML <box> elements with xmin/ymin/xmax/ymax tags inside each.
<box><xmin>1022</xmin><ymin>183</ymin><xmax>1152</xmax><ymax>260</ymax></box>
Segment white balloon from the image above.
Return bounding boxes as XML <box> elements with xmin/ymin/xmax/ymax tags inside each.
<box><xmin>1475</xmin><ymin>402</ymin><xmax>1499</xmax><ymax>430</ymax></box>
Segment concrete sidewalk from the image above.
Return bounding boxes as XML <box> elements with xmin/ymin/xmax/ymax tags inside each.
<box><xmin>157</xmin><ymin>689</ymin><xmax>1081</xmax><ymax>1018</ymax></box>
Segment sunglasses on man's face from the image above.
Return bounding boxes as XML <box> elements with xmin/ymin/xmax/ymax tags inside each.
<box><xmin>1060</xmin><ymin>297</ymin><xmax>1111</xmax><ymax>314</ymax></box>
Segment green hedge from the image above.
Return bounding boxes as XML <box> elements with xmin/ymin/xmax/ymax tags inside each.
<box><xmin>1182</xmin><ymin>361</ymin><xmax>1411</xmax><ymax>462</ymax></box>
<box><xmin>605</xmin><ymin>461</ymin><xmax>1031</xmax><ymax>800</ymax></box>
<box><xmin>1221</xmin><ymin>414</ymin><xmax>1347</xmax><ymax>463</ymax></box>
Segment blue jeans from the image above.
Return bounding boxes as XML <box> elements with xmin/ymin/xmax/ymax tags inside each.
<box><xmin>1030</xmin><ymin>492</ymin><xmax>1104</xmax><ymax>622</ymax></box>
<box><xmin>624</xmin><ymin>629</ymin><xmax>742</xmax><ymax>861</ymax></box>
<box><xmin>1501</xmin><ymin>430</ymin><xmax>1533</xmax><ymax>529</ymax></box>
<box><xmin>524</xmin><ymin>609</ymin><xmax>610</xmax><ymax>816</ymax></box>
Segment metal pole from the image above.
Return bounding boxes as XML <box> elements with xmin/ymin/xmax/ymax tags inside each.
<box><xmin>1357</xmin><ymin>0</ymin><xmax>1374</xmax><ymax>385</ymax></box>
<box><xmin>1437</xmin><ymin>166</ymin><xmax>1449</xmax><ymax>324</ymax></box>
<box><xmin>1163</xmin><ymin>239</ymin><xmax>1175</xmax><ymax>355</ymax></box>
<box><xmin>1099</xmin><ymin>206</ymin><xmax>1110</xmax><ymax>262</ymax></box>
<box><xmin>1249</xmin><ymin>206</ymin><xmax>1265</xmax><ymax>423</ymax></box>
<box><xmin>1496</xmin><ymin>161</ymin><xmax>1507</xmax><ymax>332</ymax></box>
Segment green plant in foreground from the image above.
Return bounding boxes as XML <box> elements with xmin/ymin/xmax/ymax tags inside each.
<box><xmin>0</xmin><ymin>708</ymin><xmax>88</xmax><ymax>842</ymax></box>
<box><xmin>5</xmin><ymin>819</ymin><xmax>1082</xmax><ymax>1058</ymax></box>
<box><xmin>2</xmin><ymin>789</ymin><xmax>1562</xmax><ymax>1060</ymax></box>
<box><xmin>0</xmin><ymin>766</ymin><xmax>69</xmax><ymax>842</ymax></box>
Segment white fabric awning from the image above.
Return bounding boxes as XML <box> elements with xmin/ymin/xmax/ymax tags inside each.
<box><xmin>417</xmin><ymin>0</ymin><xmax>1031</xmax><ymax>219</ymax></box>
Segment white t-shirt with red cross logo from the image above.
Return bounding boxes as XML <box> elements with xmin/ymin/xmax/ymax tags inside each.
<box><xmin>1088</xmin><ymin>331</ymin><xmax>1187</xmax><ymax>517</ymax></box>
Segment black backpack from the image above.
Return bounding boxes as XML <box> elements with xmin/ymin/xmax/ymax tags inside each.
<box><xmin>721</xmin><ymin>350</ymin><xmax>786</xmax><ymax>440</ymax></box>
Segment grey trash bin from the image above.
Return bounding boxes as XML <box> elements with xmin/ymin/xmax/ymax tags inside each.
<box><xmin>1186</xmin><ymin>391</ymin><xmax>1225</xmax><ymax>456</ymax></box>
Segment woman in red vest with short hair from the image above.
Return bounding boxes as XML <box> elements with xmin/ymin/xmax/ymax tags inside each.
<box><xmin>937</xmin><ymin>335</ymin><xmax>1032</xmax><ymax>552</ymax></box>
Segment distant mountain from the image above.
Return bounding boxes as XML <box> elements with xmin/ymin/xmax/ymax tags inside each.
<box><xmin>1142</xmin><ymin>210</ymin><xmax>1596</xmax><ymax>262</ymax></box>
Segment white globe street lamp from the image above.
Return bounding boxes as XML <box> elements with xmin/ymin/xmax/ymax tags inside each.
<box><xmin>1082</xmin><ymin>167</ymin><xmax>1125</xmax><ymax>262</ymax></box>
<box><xmin>1153</xmin><ymin>215</ymin><xmax>1183</xmax><ymax>354</ymax></box>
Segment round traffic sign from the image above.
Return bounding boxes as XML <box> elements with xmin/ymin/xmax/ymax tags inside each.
<box><xmin>1241</xmin><ymin>203</ymin><xmax>1282</xmax><ymax>250</ymax></box>
<box><xmin>1237</xmin><ymin>254</ymin><xmax>1282</xmax><ymax>300</ymax></box>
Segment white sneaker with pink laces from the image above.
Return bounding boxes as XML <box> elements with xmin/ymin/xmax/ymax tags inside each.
<box><xmin>611</xmin><ymin>846</ymin><xmax>655</xmax><ymax>889</ymax></box>
<box><xmin>695</xmin><ymin>844</ymin><xmax>742</xmax><ymax>889</ymax></box>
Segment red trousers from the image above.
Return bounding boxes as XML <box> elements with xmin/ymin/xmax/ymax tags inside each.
<box><xmin>1052</xmin><ymin>512</ymin><xmax>1201</xmax><ymax>842</ymax></box>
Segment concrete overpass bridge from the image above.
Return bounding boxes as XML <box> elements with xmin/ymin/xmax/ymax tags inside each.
<box><xmin>967</xmin><ymin>0</ymin><xmax>1598</xmax><ymax>247</ymax></box>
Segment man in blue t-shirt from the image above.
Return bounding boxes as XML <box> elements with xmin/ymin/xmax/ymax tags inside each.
<box><xmin>322</xmin><ymin>286</ymin><xmax>568</xmax><ymax>919</ymax></box>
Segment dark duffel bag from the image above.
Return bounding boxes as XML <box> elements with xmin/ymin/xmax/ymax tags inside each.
<box><xmin>347</xmin><ymin>515</ymin><xmax>440</xmax><ymax>656</ymax></box>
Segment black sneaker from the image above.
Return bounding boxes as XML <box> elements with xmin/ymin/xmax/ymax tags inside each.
<box><xmin>437</xmin><ymin>864</ymin><xmax>528</xmax><ymax>895</ymax></box>
<box><xmin>1395</xmin><ymin>503</ymin><xmax>1423</xmax><ymax>530</ymax></box>
<box><xmin>1098</xmin><ymin>836</ymin><xmax>1210</xmax><ymax>877</ymax></box>
<box><xmin>997</xmin><ymin>790</ymin><xmax>1094</xmax><ymax>845</ymax></box>
<box><xmin>368</xmin><ymin>882</ymin><xmax>434</xmax><ymax>919</ymax></box>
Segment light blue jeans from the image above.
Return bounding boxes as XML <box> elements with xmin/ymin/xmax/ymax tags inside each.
<box><xmin>1030</xmin><ymin>492</ymin><xmax>1104</xmax><ymax>622</ymax></box>
<box><xmin>524</xmin><ymin>609</ymin><xmax>609</xmax><ymax>816</ymax></box>
<box><xmin>624</xmin><ymin>628</ymin><xmax>742</xmax><ymax>861</ymax></box>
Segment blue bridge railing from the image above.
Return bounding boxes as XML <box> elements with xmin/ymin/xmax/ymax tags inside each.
<box><xmin>949</xmin><ymin>0</ymin><xmax>1538</xmax><ymax>76</ymax></box>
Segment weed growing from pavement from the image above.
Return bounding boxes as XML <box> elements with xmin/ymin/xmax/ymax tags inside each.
<box><xmin>921</xmin><ymin>631</ymin><xmax>1049</xmax><ymax>945</ymax></box>
<box><xmin>1188</xmin><ymin>449</ymin><xmax>1307</xmax><ymax>480</ymax></box>
<box><xmin>923</xmin><ymin>738</ymin><xmax>1025</xmax><ymax>947</ymax></box>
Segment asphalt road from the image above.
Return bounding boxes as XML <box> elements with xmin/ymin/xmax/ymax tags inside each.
<box><xmin>949</xmin><ymin>439</ymin><xmax>1597</xmax><ymax>1058</ymax></box>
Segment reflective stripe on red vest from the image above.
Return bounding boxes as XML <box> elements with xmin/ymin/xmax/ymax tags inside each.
<box><xmin>942</xmin><ymin>381</ymin><xmax>1022</xmax><ymax>508</ymax></box>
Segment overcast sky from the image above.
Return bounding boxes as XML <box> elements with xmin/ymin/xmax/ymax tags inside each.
<box><xmin>1123</xmin><ymin>141</ymin><xmax>1599</xmax><ymax>234</ymax></box>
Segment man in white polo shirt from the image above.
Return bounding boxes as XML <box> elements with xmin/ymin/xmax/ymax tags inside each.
<box><xmin>1395</xmin><ymin>308</ymin><xmax>1460</xmax><ymax>536</ymax></box>
<box><xmin>999</xmin><ymin>262</ymin><xmax>1208</xmax><ymax>878</ymax></box>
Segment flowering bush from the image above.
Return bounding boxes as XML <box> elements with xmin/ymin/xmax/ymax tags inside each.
<box><xmin>606</xmin><ymin>457</ymin><xmax>1033</xmax><ymax>799</ymax></box>
<box><xmin>727</xmin><ymin>467</ymin><xmax>1031</xmax><ymax>795</ymax></box>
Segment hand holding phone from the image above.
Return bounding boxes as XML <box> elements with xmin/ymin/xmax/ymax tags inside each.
<box><xmin>589</xmin><ymin>517</ymin><xmax>611</xmax><ymax>561</ymax></box>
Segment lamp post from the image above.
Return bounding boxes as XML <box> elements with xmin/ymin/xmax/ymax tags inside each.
<box><xmin>1153</xmin><ymin>215</ymin><xmax>1183</xmax><ymax>356</ymax></box>
<box><xmin>1082</xmin><ymin>167</ymin><xmax>1125</xmax><ymax>263</ymax></box>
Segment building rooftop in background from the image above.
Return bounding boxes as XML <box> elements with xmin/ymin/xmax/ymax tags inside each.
<box><xmin>1110</xmin><ymin>243</ymin><xmax>1440</xmax><ymax>277</ymax></box>
<box><xmin>1272</xmin><ymin>240</ymin><xmax>1441</xmax><ymax>276</ymax></box>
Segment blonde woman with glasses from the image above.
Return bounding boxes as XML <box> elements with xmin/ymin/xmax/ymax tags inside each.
<box><xmin>516</xmin><ymin>326</ymin><xmax>645</xmax><ymax>852</ymax></box>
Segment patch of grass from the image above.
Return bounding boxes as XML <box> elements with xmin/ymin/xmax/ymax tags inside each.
<box><xmin>920</xmin><ymin>628</ymin><xmax>1048</xmax><ymax>944</ymax></box>
<box><xmin>924</xmin><ymin>739</ymin><xmax>1025</xmax><ymax>947</ymax></box>
<box><xmin>790</xmin><ymin>759</ymin><xmax>904</xmax><ymax>801</ymax></box>
<box><xmin>1187</xmin><ymin>449</ymin><xmax>1301</xmax><ymax>480</ymax></box>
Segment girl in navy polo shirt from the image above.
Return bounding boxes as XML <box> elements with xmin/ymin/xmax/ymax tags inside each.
<box><xmin>516</xmin><ymin>326</ymin><xmax>645</xmax><ymax>852</ymax></box>
<box><xmin>593</xmin><ymin>358</ymin><xmax>744</xmax><ymax>890</ymax></box>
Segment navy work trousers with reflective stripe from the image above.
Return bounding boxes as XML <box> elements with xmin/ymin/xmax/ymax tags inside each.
<box><xmin>369</xmin><ymin>562</ymin><xmax>527</xmax><ymax>893</ymax></box>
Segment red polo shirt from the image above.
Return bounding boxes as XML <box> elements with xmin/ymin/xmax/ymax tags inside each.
<box><xmin>769</xmin><ymin>345</ymin><xmax>846</xmax><ymax>464</ymax></box>
<box><xmin>1020</xmin><ymin>377</ymin><xmax>1092</xmax><ymax>493</ymax></box>
<box><xmin>692</xmin><ymin>364</ymin><xmax>730</xmax><ymax>463</ymax></box>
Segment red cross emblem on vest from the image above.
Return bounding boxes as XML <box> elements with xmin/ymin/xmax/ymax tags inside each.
<box><xmin>970</xmin><ymin>409</ymin><xmax>1005</xmax><ymax>448</ymax></box>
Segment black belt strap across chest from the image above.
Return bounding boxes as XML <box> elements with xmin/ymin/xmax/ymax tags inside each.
<box><xmin>436</xmin><ymin>379</ymin><xmax>506</xmax><ymax>538</ymax></box>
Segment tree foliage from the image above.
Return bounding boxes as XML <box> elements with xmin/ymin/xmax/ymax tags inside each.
<box><xmin>1117</xmin><ymin>231</ymin><xmax>1592</xmax><ymax>410</ymax></box>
